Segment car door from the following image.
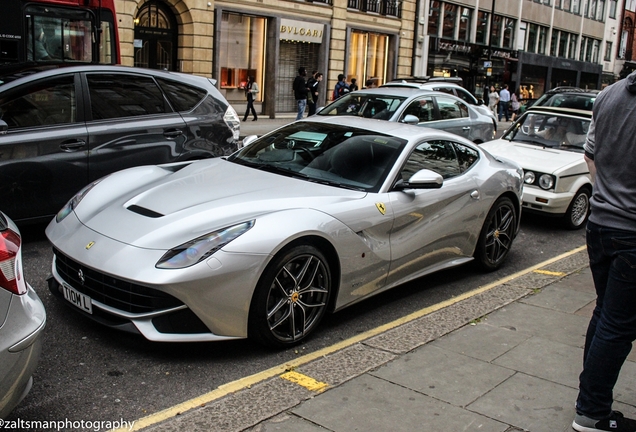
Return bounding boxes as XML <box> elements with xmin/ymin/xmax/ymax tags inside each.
<box><xmin>82</xmin><ymin>72</ymin><xmax>188</xmax><ymax>182</ymax></box>
<box><xmin>432</xmin><ymin>96</ymin><xmax>473</xmax><ymax>141</ymax></box>
<box><xmin>385</xmin><ymin>139</ymin><xmax>481</xmax><ymax>287</ymax></box>
<box><xmin>0</xmin><ymin>73</ymin><xmax>89</xmax><ymax>222</ymax></box>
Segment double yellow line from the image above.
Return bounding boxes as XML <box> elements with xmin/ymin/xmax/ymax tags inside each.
<box><xmin>114</xmin><ymin>244</ymin><xmax>587</xmax><ymax>431</ymax></box>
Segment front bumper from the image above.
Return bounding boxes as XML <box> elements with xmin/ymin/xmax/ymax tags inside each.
<box><xmin>521</xmin><ymin>186</ymin><xmax>573</xmax><ymax>216</ymax></box>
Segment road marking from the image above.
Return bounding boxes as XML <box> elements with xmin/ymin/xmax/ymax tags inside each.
<box><xmin>534</xmin><ymin>269</ymin><xmax>567</xmax><ymax>277</ymax></box>
<box><xmin>280</xmin><ymin>371</ymin><xmax>329</xmax><ymax>392</ymax></box>
<box><xmin>111</xmin><ymin>244</ymin><xmax>587</xmax><ymax>432</ymax></box>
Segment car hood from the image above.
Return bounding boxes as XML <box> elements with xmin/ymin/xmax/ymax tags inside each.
<box><xmin>481</xmin><ymin>139</ymin><xmax>584</xmax><ymax>173</ymax></box>
<box><xmin>74</xmin><ymin>159</ymin><xmax>366</xmax><ymax>249</ymax></box>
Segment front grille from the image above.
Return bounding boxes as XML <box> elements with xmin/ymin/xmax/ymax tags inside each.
<box><xmin>53</xmin><ymin>248</ymin><xmax>183</xmax><ymax>314</ymax></box>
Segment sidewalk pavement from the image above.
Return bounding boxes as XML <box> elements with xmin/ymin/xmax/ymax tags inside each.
<box><xmin>132</xmin><ymin>247</ymin><xmax>636</xmax><ymax>432</ymax></box>
<box><xmin>236</xmin><ymin>112</ymin><xmax>513</xmax><ymax>140</ymax></box>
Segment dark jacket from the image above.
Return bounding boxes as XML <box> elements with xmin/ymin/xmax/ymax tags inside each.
<box><xmin>293</xmin><ymin>75</ymin><xmax>308</xmax><ymax>100</ymax></box>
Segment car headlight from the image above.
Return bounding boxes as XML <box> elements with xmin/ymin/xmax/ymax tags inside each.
<box><xmin>224</xmin><ymin>106</ymin><xmax>241</xmax><ymax>141</ymax></box>
<box><xmin>156</xmin><ymin>220</ymin><xmax>255</xmax><ymax>269</ymax></box>
<box><xmin>539</xmin><ymin>174</ymin><xmax>555</xmax><ymax>190</ymax></box>
<box><xmin>524</xmin><ymin>171</ymin><xmax>535</xmax><ymax>185</ymax></box>
<box><xmin>55</xmin><ymin>178</ymin><xmax>105</xmax><ymax>223</ymax></box>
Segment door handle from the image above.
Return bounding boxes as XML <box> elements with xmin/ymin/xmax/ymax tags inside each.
<box><xmin>164</xmin><ymin>129</ymin><xmax>183</xmax><ymax>139</ymax></box>
<box><xmin>59</xmin><ymin>140</ymin><xmax>86</xmax><ymax>151</ymax></box>
<box><xmin>462</xmin><ymin>127</ymin><xmax>471</xmax><ymax>131</ymax></box>
<box><xmin>470</xmin><ymin>190</ymin><xmax>480</xmax><ymax>200</ymax></box>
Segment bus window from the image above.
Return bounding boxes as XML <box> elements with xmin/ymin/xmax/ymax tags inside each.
<box><xmin>26</xmin><ymin>11</ymin><xmax>92</xmax><ymax>62</ymax></box>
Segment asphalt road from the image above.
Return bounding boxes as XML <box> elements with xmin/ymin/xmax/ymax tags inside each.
<box><xmin>7</xmin><ymin>211</ymin><xmax>586</xmax><ymax>431</ymax></box>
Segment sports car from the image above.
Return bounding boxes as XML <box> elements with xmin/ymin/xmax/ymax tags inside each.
<box><xmin>46</xmin><ymin>117</ymin><xmax>522</xmax><ymax>347</ymax></box>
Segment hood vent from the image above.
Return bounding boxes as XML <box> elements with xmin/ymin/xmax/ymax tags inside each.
<box><xmin>127</xmin><ymin>205</ymin><xmax>164</xmax><ymax>218</ymax></box>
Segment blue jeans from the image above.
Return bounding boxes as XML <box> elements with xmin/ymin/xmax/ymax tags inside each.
<box><xmin>498</xmin><ymin>101</ymin><xmax>509</xmax><ymax>121</ymax></box>
<box><xmin>577</xmin><ymin>220</ymin><xmax>636</xmax><ymax>419</ymax></box>
<box><xmin>296</xmin><ymin>99</ymin><xmax>307</xmax><ymax>120</ymax></box>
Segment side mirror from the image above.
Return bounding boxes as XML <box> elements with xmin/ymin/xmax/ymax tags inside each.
<box><xmin>401</xmin><ymin>114</ymin><xmax>419</xmax><ymax>125</ymax></box>
<box><xmin>0</xmin><ymin>119</ymin><xmax>7</xmax><ymax>135</ymax></box>
<box><xmin>394</xmin><ymin>169</ymin><xmax>443</xmax><ymax>190</ymax></box>
<box><xmin>240</xmin><ymin>135</ymin><xmax>258</xmax><ymax>148</ymax></box>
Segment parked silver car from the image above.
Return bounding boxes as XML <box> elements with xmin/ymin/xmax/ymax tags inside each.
<box><xmin>317</xmin><ymin>88</ymin><xmax>496</xmax><ymax>143</ymax></box>
<box><xmin>0</xmin><ymin>211</ymin><xmax>46</xmax><ymax>419</ymax></box>
<box><xmin>46</xmin><ymin>116</ymin><xmax>522</xmax><ymax>348</ymax></box>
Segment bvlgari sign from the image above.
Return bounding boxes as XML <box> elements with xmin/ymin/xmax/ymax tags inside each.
<box><xmin>280</xmin><ymin>19</ymin><xmax>324</xmax><ymax>44</ymax></box>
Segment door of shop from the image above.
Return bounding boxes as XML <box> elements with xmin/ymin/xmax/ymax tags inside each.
<box><xmin>276</xmin><ymin>41</ymin><xmax>320</xmax><ymax>112</ymax></box>
<box><xmin>134</xmin><ymin>1</ymin><xmax>178</xmax><ymax>71</ymax></box>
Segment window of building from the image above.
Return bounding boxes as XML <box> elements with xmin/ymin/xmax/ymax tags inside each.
<box><xmin>348</xmin><ymin>30</ymin><xmax>389</xmax><ymax>87</ymax></box>
<box><xmin>219</xmin><ymin>12</ymin><xmax>266</xmax><ymax>95</ymax></box>
<box><xmin>563</xmin><ymin>0</ymin><xmax>571</xmax><ymax>11</ymax></box>
<box><xmin>596</xmin><ymin>0</ymin><xmax>606</xmax><ymax>20</ymax></box>
<box><xmin>491</xmin><ymin>15</ymin><xmax>502</xmax><ymax>47</ymax></box>
<box><xmin>538</xmin><ymin>26</ymin><xmax>548</xmax><ymax>54</ymax></box>
<box><xmin>428</xmin><ymin>1</ymin><xmax>441</xmax><ymax>37</ymax></box>
<box><xmin>559</xmin><ymin>31</ymin><xmax>568</xmax><ymax>57</ymax></box>
<box><xmin>568</xmin><ymin>34</ymin><xmax>578</xmax><ymax>59</ymax></box>
<box><xmin>572</xmin><ymin>0</ymin><xmax>580</xmax><ymax>14</ymax></box>
<box><xmin>605</xmin><ymin>41</ymin><xmax>613</xmax><ymax>60</ymax></box>
<box><xmin>550</xmin><ymin>30</ymin><xmax>559</xmax><ymax>56</ymax></box>
<box><xmin>555</xmin><ymin>0</ymin><xmax>562</xmax><ymax>7</ymax></box>
<box><xmin>442</xmin><ymin>3</ymin><xmax>457</xmax><ymax>39</ymax></box>
<box><xmin>476</xmin><ymin>11</ymin><xmax>489</xmax><ymax>44</ymax></box>
<box><xmin>458</xmin><ymin>7</ymin><xmax>471</xmax><ymax>41</ymax></box>
<box><xmin>503</xmin><ymin>18</ymin><xmax>516</xmax><ymax>49</ymax></box>
<box><xmin>609</xmin><ymin>0</ymin><xmax>617</xmax><ymax>18</ymax></box>
<box><xmin>527</xmin><ymin>23</ymin><xmax>538</xmax><ymax>53</ymax></box>
<box><xmin>592</xmin><ymin>39</ymin><xmax>600</xmax><ymax>63</ymax></box>
<box><xmin>518</xmin><ymin>22</ymin><xmax>527</xmax><ymax>50</ymax></box>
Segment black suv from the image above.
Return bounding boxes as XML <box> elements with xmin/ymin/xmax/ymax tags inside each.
<box><xmin>0</xmin><ymin>65</ymin><xmax>241</xmax><ymax>223</ymax></box>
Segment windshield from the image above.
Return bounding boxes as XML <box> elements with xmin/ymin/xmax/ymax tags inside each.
<box><xmin>228</xmin><ymin>122</ymin><xmax>406</xmax><ymax>192</ymax></box>
<box><xmin>536</xmin><ymin>93</ymin><xmax>596</xmax><ymax>110</ymax></box>
<box><xmin>503</xmin><ymin>112</ymin><xmax>590</xmax><ymax>152</ymax></box>
<box><xmin>317</xmin><ymin>93</ymin><xmax>407</xmax><ymax>120</ymax></box>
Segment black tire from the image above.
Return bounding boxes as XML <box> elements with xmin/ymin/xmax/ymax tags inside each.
<box><xmin>563</xmin><ymin>187</ymin><xmax>591</xmax><ymax>230</ymax></box>
<box><xmin>248</xmin><ymin>244</ymin><xmax>331</xmax><ymax>348</ymax></box>
<box><xmin>474</xmin><ymin>197</ymin><xmax>516</xmax><ymax>272</ymax></box>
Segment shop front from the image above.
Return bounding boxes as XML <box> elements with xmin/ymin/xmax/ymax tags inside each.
<box><xmin>214</xmin><ymin>9</ymin><xmax>328</xmax><ymax>117</ymax></box>
<box><xmin>426</xmin><ymin>37</ymin><xmax>518</xmax><ymax>101</ymax></box>
<box><xmin>346</xmin><ymin>29</ymin><xmax>394</xmax><ymax>89</ymax></box>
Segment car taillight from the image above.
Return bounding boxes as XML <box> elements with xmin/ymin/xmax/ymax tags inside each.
<box><xmin>0</xmin><ymin>227</ymin><xmax>26</xmax><ymax>295</ymax></box>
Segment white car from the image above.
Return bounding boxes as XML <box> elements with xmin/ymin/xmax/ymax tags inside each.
<box><xmin>481</xmin><ymin>107</ymin><xmax>592</xmax><ymax>229</ymax></box>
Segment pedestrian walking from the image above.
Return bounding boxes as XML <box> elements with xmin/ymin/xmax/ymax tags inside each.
<box><xmin>332</xmin><ymin>74</ymin><xmax>350</xmax><ymax>100</ymax></box>
<box><xmin>510</xmin><ymin>88</ymin><xmax>521</xmax><ymax>122</ymax></box>
<box><xmin>572</xmin><ymin>70</ymin><xmax>636</xmax><ymax>432</ymax></box>
<box><xmin>488</xmin><ymin>85</ymin><xmax>499</xmax><ymax>118</ymax></box>
<box><xmin>293</xmin><ymin>67</ymin><xmax>309</xmax><ymax>120</ymax></box>
<box><xmin>498</xmin><ymin>84</ymin><xmax>510</xmax><ymax>121</ymax></box>
<box><xmin>242</xmin><ymin>76</ymin><xmax>259</xmax><ymax>122</ymax></box>
<box><xmin>306</xmin><ymin>72</ymin><xmax>323</xmax><ymax>116</ymax></box>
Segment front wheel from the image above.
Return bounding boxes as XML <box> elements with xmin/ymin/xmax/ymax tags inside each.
<box><xmin>248</xmin><ymin>245</ymin><xmax>332</xmax><ymax>348</ymax></box>
<box><xmin>474</xmin><ymin>197</ymin><xmax>516</xmax><ymax>272</ymax></box>
<box><xmin>563</xmin><ymin>188</ymin><xmax>591</xmax><ymax>230</ymax></box>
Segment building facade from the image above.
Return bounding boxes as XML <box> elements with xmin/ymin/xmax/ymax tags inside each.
<box><xmin>414</xmin><ymin>0</ymin><xmax>621</xmax><ymax>101</ymax></box>
<box><xmin>114</xmin><ymin>0</ymin><xmax>416</xmax><ymax>117</ymax></box>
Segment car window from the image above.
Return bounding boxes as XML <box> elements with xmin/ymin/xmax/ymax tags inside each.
<box><xmin>453</xmin><ymin>142</ymin><xmax>479</xmax><ymax>173</ymax></box>
<box><xmin>317</xmin><ymin>93</ymin><xmax>407</xmax><ymax>119</ymax></box>
<box><xmin>436</xmin><ymin>96</ymin><xmax>468</xmax><ymax>120</ymax></box>
<box><xmin>0</xmin><ymin>75</ymin><xmax>76</xmax><ymax>129</ymax></box>
<box><xmin>400</xmin><ymin>140</ymin><xmax>460</xmax><ymax>180</ymax></box>
<box><xmin>453</xmin><ymin>88</ymin><xmax>479</xmax><ymax>105</ymax></box>
<box><xmin>402</xmin><ymin>97</ymin><xmax>436</xmax><ymax>123</ymax></box>
<box><xmin>86</xmin><ymin>74</ymin><xmax>168</xmax><ymax>120</ymax></box>
<box><xmin>156</xmin><ymin>78</ymin><xmax>208</xmax><ymax>112</ymax></box>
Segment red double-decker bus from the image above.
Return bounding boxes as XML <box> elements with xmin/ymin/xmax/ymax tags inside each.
<box><xmin>0</xmin><ymin>0</ymin><xmax>120</xmax><ymax>66</ymax></box>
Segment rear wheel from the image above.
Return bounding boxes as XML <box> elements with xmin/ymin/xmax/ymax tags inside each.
<box><xmin>248</xmin><ymin>245</ymin><xmax>331</xmax><ymax>348</ymax></box>
<box><xmin>474</xmin><ymin>197</ymin><xmax>516</xmax><ymax>272</ymax></box>
<box><xmin>563</xmin><ymin>187</ymin><xmax>590</xmax><ymax>230</ymax></box>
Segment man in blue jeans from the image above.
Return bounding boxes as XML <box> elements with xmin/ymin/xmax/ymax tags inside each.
<box><xmin>293</xmin><ymin>67</ymin><xmax>309</xmax><ymax>120</ymax></box>
<box><xmin>572</xmin><ymin>70</ymin><xmax>636</xmax><ymax>432</ymax></box>
<box><xmin>498</xmin><ymin>84</ymin><xmax>510</xmax><ymax>122</ymax></box>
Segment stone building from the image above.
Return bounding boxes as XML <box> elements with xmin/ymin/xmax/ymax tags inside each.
<box><xmin>114</xmin><ymin>0</ymin><xmax>416</xmax><ymax>117</ymax></box>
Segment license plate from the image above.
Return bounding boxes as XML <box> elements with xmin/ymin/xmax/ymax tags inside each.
<box><xmin>62</xmin><ymin>283</ymin><xmax>93</xmax><ymax>314</ymax></box>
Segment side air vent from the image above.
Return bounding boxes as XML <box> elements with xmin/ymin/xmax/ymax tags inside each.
<box><xmin>127</xmin><ymin>205</ymin><xmax>164</xmax><ymax>218</ymax></box>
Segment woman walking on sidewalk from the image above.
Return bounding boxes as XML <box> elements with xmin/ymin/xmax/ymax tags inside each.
<box><xmin>243</xmin><ymin>76</ymin><xmax>258</xmax><ymax>122</ymax></box>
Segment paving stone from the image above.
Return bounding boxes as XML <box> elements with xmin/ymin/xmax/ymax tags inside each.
<box><xmin>520</xmin><ymin>283</ymin><xmax>596</xmax><ymax>314</ymax></box>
